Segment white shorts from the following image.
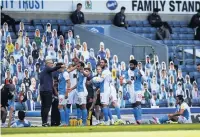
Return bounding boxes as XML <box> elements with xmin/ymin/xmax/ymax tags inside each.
<box><xmin>178</xmin><ymin>116</ymin><xmax>191</xmax><ymax>124</ymax></box>
<box><xmin>100</xmin><ymin>90</ymin><xmax>110</xmax><ymax>105</ymax></box>
<box><xmin>66</xmin><ymin>89</ymin><xmax>76</xmax><ymax>105</ymax></box>
<box><xmin>129</xmin><ymin>91</ymin><xmax>143</xmax><ymax>103</ymax></box>
<box><xmin>109</xmin><ymin>85</ymin><xmax>117</xmax><ymax>103</ymax></box>
<box><xmin>75</xmin><ymin>91</ymin><xmax>88</xmax><ymax>105</ymax></box>
<box><xmin>58</xmin><ymin>95</ymin><xmax>67</xmax><ymax>105</ymax></box>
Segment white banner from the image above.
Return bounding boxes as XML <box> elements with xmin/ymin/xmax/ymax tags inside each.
<box><xmin>1</xmin><ymin>0</ymin><xmax>73</xmax><ymax>11</ymax></box>
<box><xmin>1</xmin><ymin>0</ymin><xmax>200</xmax><ymax>14</ymax></box>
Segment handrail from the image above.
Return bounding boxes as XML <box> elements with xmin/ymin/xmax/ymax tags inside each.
<box><xmin>176</xmin><ymin>45</ymin><xmax>196</xmax><ymax>65</ymax></box>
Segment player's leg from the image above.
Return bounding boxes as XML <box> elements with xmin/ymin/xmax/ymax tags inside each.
<box><xmin>95</xmin><ymin>105</ymin><xmax>101</xmax><ymax>124</ymax></box>
<box><xmin>132</xmin><ymin>91</ymin><xmax>142</xmax><ymax>124</ymax></box>
<box><xmin>8</xmin><ymin>100</ymin><xmax>15</xmax><ymax>127</ymax></box>
<box><xmin>1</xmin><ymin>106</ymin><xmax>7</xmax><ymax>127</ymax></box>
<box><xmin>58</xmin><ymin>95</ymin><xmax>66</xmax><ymax>126</ymax></box>
<box><xmin>101</xmin><ymin>92</ymin><xmax>110</xmax><ymax>125</ymax></box>
<box><xmin>65</xmin><ymin>104</ymin><xmax>71</xmax><ymax>125</ymax></box>
<box><xmin>79</xmin><ymin>92</ymin><xmax>88</xmax><ymax>126</ymax></box>
<box><xmin>153</xmin><ymin>114</ymin><xmax>170</xmax><ymax>124</ymax></box>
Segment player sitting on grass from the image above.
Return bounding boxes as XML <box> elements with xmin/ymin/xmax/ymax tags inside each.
<box><xmin>11</xmin><ymin>111</ymin><xmax>31</xmax><ymax>128</ymax></box>
<box><xmin>152</xmin><ymin>95</ymin><xmax>192</xmax><ymax>124</ymax></box>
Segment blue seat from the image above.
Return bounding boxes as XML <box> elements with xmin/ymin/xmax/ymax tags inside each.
<box><xmin>104</xmin><ymin>20</ymin><xmax>112</xmax><ymax>24</ymax></box>
<box><xmin>60</xmin><ymin>26</ymin><xmax>71</xmax><ymax>33</ymax></box>
<box><xmin>135</xmin><ymin>21</ymin><xmax>143</xmax><ymax>27</ymax></box>
<box><xmin>48</xmin><ymin>19</ymin><xmax>58</xmax><ymax>25</ymax></box>
<box><xmin>96</xmin><ymin>20</ymin><xmax>105</xmax><ymax>24</ymax></box>
<box><xmin>35</xmin><ymin>25</ymin><xmax>43</xmax><ymax>31</ymax></box>
<box><xmin>194</xmin><ymin>72</ymin><xmax>200</xmax><ymax>80</ymax></box>
<box><xmin>149</xmin><ymin>34</ymin><xmax>156</xmax><ymax>40</ymax></box>
<box><xmin>164</xmin><ymin>40</ymin><xmax>172</xmax><ymax>46</ymax></box>
<box><xmin>191</xmin><ymin>99</ymin><xmax>200</xmax><ymax>107</ymax></box>
<box><xmin>159</xmin><ymin>99</ymin><xmax>168</xmax><ymax>107</ymax></box>
<box><xmin>135</xmin><ymin>27</ymin><xmax>143</xmax><ymax>33</ymax></box>
<box><xmin>87</xmin><ymin>20</ymin><xmax>97</xmax><ymax>24</ymax></box>
<box><xmin>34</xmin><ymin>19</ymin><xmax>42</xmax><ymax>25</ymax></box>
<box><xmin>127</xmin><ymin>27</ymin><xmax>134</xmax><ymax>32</ymax></box>
<box><xmin>178</xmin><ymin>40</ymin><xmax>186</xmax><ymax>45</ymax></box>
<box><xmin>179</xmin><ymin>34</ymin><xmax>187</xmax><ymax>40</ymax></box>
<box><xmin>52</xmin><ymin>25</ymin><xmax>58</xmax><ymax>30</ymax></box>
<box><xmin>66</xmin><ymin>20</ymin><xmax>73</xmax><ymax>25</ymax></box>
<box><xmin>171</xmin><ymin>34</ymin><xmax>179</xmax><ymax>40</ymax></box>
<box><xmin>172</xmin><ymin>21</ymin><xmax>180</xmax><ymax>27</ymax></box>
<box><xmin>194</xmin><ymin>40</ymin><xmax>200</xmax><ymax>46</ymax></box>
<box><xmin>156</xmin><ymin>40</ymin><xmax>163</xmax><ymax>44</ymax></box>
<box><xmin>187</xmin><ymin>28</ymin><xmax>194</xmax><ymax>34</ymax></box>
<box><xmin>143</xmin><ymin>21</ymin><xmax>151</xmax><ymax>27</ymax></box>
<box><xmin>142</xmin><ymin>27</ymin><xmax>151</xmax><ymax>33</ymax></box>
<box><xmin>21</xmin><ymin>19</ymin><xmax>30</xmax><ymax>25</ymax></box>
<box><xmin>187</xmin><ymin>34</ymin><xmax>194</xmax><ymax>40</ymax></box>
<box><xmin>185</xmin><ymin>59</ymin><xmax>195</xmax><ymax>65</ymax></box>
<box><xmin>186</xmin><ymin>65</ymin><xmax>196</xmax><ymax>72</ymax></box>
<box><xmin>27</xmin><ymin>32</ymin><xmax>34</xmax><ymax>39</ymax></box>
<box><xmin>57</xmin><ymin>19</ymin><xmax>66</xmax><ymax>25</ymax></box>
<box><xmin>186</xmin><ymin>40</ymin><xmax>194</xmax><ymax>45</ymax></box>
<box><xmin>27</xmin><ymin>26</ymin><xmax>35</xmax><ymax>32</ymax></box>
<box><xmin>180</xmin><ymin>21</ymin><xmax>188</xmax><ymax>27</ymax></box>
<box><xmin>171</xmin><ymin>40</ymin><xmax>179</xmax><ymax>46</ymax></box>
<box><xmin>40</xmin><ymin>19</ymin><xmax>49</xmax><ymax>25</ymax></box>
<box><xmin>167</xmin><ymin>21</ymin><xmax>173</xmax><ymax>26</ymax></box>
<box><xmin>150</xmin><ymin>27</ymin><xmax>156</xmax><ymax>33</ymax></box>
<box><xmin>189</xmin><ymin>72</ymin><xmax>195</xmax><ymax>78</ymax></box>
<box><xmin>10</xmin><ymin>32</ymin><xmax>17</xmax><ymax>39</ymax></box>
<box><xmin>182</xmin><ymin>72</ymin><xmax>187</xmax><ymax>77</ymax></box>
<box><xmin>180</xmin><ymin>28</ymin><xmax>187</xmax><ymax>34</ymax></box>
<box><xmin>127</xmin><ymin>20</ymin><xmax>136</xmax><ymax>26</ymax></box>
<box><xmin>172</xmin><ymin>27</ymin><xmax>180</xmax><ymax>33</ymax></box>
<box><xmin>178</xmin><ymin>65</ymin><xmax>187</xmax><ymax>72</ymax></box>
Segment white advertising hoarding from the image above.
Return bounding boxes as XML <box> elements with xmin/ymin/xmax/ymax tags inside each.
<box><xmin>1</xmin><ymin>0</ymin><xmax>200</xmax><ymax>14</ymax></box>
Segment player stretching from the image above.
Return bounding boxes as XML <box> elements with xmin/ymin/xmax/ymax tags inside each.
<box><xmin>128</xmin><ymin>59</ymin><xmax>145</xmax><ymax>124</ymax></box>
<box><xmin>57</xmin><ymin>63</ymin><xmax>71</xmax><ymax>126</ymax></box>
<box><xmin>152</xmin><ymin>95</ymin><xmax>192</xmax><ymax>124</ymax></box>
<box><xmin>69</xmin><ymin>61</ymin><xmax>90</xmax><ymax>126</ymax></box>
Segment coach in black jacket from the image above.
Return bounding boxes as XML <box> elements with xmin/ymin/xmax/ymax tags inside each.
<box><xmin>71</xmin><ymin>3</ymin><xmax>85</xmax><ymax>24</ymax></box>
<box><xmin>114</xmin><ymin>7</ymin><xmax>127</xmax><ymax>28</ymax></box>
<box><xmin>39</xmin><ymin>58</ymin><xmax>65</xmax><ymax>127</ymax></box>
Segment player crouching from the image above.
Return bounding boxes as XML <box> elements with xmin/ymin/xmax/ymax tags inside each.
<box><xmin>152</xmin><ymin>95</ymin><xmax>192</xmax><ymax>124</ymax></box>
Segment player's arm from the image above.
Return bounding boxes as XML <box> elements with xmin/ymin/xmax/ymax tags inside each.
<box><xmin>69</xmin><ymin>84</ymin><xmax>77</xmax><ymax>91</ymax></box>
<box><xmin>65</xmin><ymin>79</ymin><xmax>71</xmax><ymax>98</ymax></box>
<box><xmin>67</xmin><ymin>65</ymin><xmax>77</xmax><ymax>73</ymax></box>
<box><xmin>170</xmin><ymin>104</ymin><xmax>185</xmax><ymax>117</ymax></box>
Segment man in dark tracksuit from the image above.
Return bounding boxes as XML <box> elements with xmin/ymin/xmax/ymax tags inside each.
<box><xmin>39</xmin><ymin>58</ymin><xmax>64</xmax><ymax>127</ymax></box>
<box><xmin>113</xmin><ymin>7</ymin><xmax>127</xmax><ymax>28</ymax></box>
<box><xmin>71</xmin><ymin>3</ymin><xmax>85</xmax><ymax>24</ymax></box>
<box><xmin>148</xmin><ymin>8</ymin><xmax>162</xmax><ymax>28</ymax></box>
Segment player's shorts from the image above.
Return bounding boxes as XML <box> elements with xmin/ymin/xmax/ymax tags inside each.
<box><xmin>58</xmin><ymin>95</ymin><xmax>67</xmax><ymax>105</ymax></box>
<box><xmin>177</xmin><ymin>116</ymin><xmax>191</xmax><ymax>124</ymax></box>
<box><xmin>109</xmin><ymin>85</ymin><xmax>117</xmax><ymax>103</ymax></box>
<box><xmin>129</xmin><ymin>91</ymin><xmax>143</xmax><ymax>104</ymax></box>
<box><xmin>66</xmin><ymin>89</ymin><xmax>76</xmax><ymax>105</ymax></box>
<box><xmin>75</xmin><ymin>91</ymin><xmax>88</xmax><ymax>105</ymax></box>
<box><xmin>100</xmin><ymin>90</ymin><xmax>110</xmax><ymax>105</ymax></box>
<box><xmin>8</xmin><ymin>100</ymin><xmax>15</xmax><ymax>110</ymax></box>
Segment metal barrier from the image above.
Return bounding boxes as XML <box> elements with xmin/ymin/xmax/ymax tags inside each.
<box><xmin>133</xmin><ymin>45</ymin><xmax>156</xmax><ymax>63</ymax></box>
<box><xmin>176</xmin><ymin>45</ymin><xmax>196</xmax><ymax>65</ymax></box>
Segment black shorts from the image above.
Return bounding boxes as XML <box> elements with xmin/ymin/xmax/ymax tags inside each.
<box><xmin>95</xmin><ymin>94</ymin><xmax>101</xmax><ymax>106</ymax></box>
